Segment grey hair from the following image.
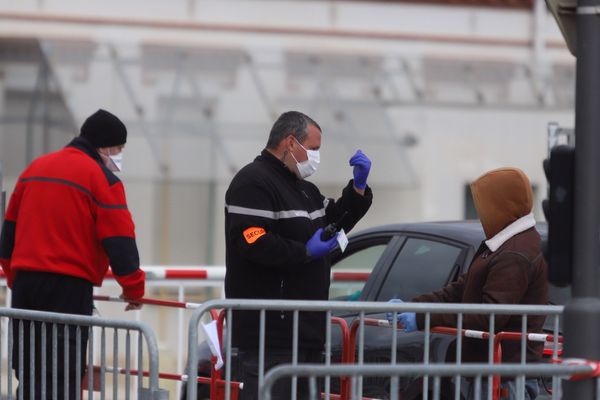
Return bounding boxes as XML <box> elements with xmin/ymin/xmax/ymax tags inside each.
<box><xmin>266</xmin><ymin>111</ymin><xmax>321</xmax><ymax>149</ymax></box>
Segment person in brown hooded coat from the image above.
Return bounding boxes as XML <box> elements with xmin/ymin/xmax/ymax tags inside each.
<box><xmin>390</xmin><ymin>167</ymin><xmax>549</xmax><ymax>399</ymax></box>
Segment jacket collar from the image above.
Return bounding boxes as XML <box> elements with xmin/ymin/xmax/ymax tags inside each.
<box><xmin>67</xmin><ymin>137</ymin><xmax>103</xmax><ymax>163</ymax></box>
<box><xmin>485</xmin><ymin>212</ymin><xmax>536</xmax><ymax>252</ymax></box>
<box><xmin>258</xmin><ymin>148</ymin><xmax>298</xmax><ymax>181</ymax></box>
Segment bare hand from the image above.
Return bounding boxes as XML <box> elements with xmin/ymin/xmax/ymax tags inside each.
<box><xmin>125</xmin><ymin>301</ymin><xmax>143</xmax><ymax>311</ymax></box>
<box><xmin>120</xmin><ymin>294</ymin><xmax>143</xmax><ymax>311</ymax></box>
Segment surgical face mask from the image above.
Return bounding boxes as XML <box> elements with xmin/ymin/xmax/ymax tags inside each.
<box><xmin>109</xmin><ymin>152</ymin><xmax>123</xmax><ymax>172</ymax></box>
<box><xmin>290</xmin><ymin>138</ymin><xmax>320</xmax><ymax>179</ymax></box>
<box><xmin>103</xmin><ymin>151</ymin><xmax>123</xmax><ymax>172</ymax></box>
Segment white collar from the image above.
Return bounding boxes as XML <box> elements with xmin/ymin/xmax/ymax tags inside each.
<box><xmin>485</xmin><ymin>212</ymin><xmax>536</xmax><ymax>252</ymax></box>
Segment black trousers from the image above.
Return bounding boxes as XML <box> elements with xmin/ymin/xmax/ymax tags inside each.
<box><xmin>232</xmin><ymin>348</ymin><xmax>324</xmax><ymax>400</ymax></box>
<box><xmin>11</xmin><ymin>270</ymin><xmax>94</xmax><ymax>400</ymax></box>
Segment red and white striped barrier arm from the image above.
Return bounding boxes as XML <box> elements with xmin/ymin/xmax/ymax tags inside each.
<box><xmin>85</xmin><ymin>365</ymin><xmax>244</xmax><ymax>388</ymax></box>
<box><xmin>0</xmin><ymin>267</ymin><xmax>224</xmax><ymax>281</ymax></box>
<box><xmin>141</xmin><ymin>266</ymin><xmax>226</xmax><ymax>280</ymax></box>
<box><xmin>137</xmin><ymin>267</ymin><xmax>370</xmax><ymax>282</ymax></box>
<box><xmin>357</xmin><ymin>319</ymin><xmax>492</xmax><ymax>340</ymax></box>
<box><xmin>552</xmin><ymin>358</ymin><xmax>600</xmax><ymax>381</ymax></box>
<box><xmin>495</xmin><ymin>331</ymin><xmax>562</xmax><ymax>343</ymax></box>
<box><xmin>355</xmin><ymin>319</ymin><xmax>397</xmax><ymax>328</ymax></box>
<box><xmin>330</xmin><ymin>271</ymin><xmax>370</xmax><ymax>282</ymax></box>
<box><xmin>93</xmin><ymin>295</ymin><xmax>201</xmax><ymax>309</ymax></box>
<box><xmin>432</xmin><ymin>326</ymin><xmax>491</xmax><ymax>339</ymax></box>
<box><xmin>0</xmin><ymin>267</ymin><xmax>370</xmax><ymax>282</ymax></box>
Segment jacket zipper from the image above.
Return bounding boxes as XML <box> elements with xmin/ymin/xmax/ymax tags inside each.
<box><xmin>280</xmin><ymin>279</ymin><xmax>285</xmax><ymax>319</ymax></box>
<box><xmin>298</xmin><ymin>185</ymin><xmax>318</xmax><ymax>232</ymax></box>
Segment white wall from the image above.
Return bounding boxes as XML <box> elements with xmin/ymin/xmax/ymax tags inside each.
<box><xmin>0</xmin><ymin>0</ymin><xmax>575</xmax><ymax>266</ymax></box>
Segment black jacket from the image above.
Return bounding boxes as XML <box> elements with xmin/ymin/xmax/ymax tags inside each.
<box><xmin>225</xmin><ymin>150</ymin><xmax>372</xmax><ymax>350</ymax></box>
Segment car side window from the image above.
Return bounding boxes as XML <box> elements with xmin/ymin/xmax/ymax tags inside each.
<box><xmin>329</xmin><ymin>244</ymin><xmax>387</xmax><ymax>300</ymax></box>
<box><xmin>376</xmin><ymin>238</ymin><xmax>463</xmax><ymax>301</ymax></box>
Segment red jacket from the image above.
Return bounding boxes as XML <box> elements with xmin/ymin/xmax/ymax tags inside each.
<box><xmin>0</xmin><ymin>138</ymin><xmax>144</xmax><ymax>299</ymax></box>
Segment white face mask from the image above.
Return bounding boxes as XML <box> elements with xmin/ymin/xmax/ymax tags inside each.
<box><xmin>291</xmin><ymin>138</ymin><xmax>320</xmax><ymax>179</ymax></box>
<box><xmin>104</xmin><ymin>152</ymin><xmax>123</xmax><ymax>172</ymax></box>
<box><xmin>109</xmin><ymin>153</ymin><xmax>123</xmax><ymax>172</ymax></box>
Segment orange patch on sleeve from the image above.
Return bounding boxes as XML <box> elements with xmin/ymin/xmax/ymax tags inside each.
<box><xmin>243</xmin><ymin>227</ymin><xmax>266</xmax><ymax>244</ymax></box>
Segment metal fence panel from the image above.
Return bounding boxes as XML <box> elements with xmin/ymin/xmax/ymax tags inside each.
<box><xmin>0</xmin><ymin>307</ymin><xmax>168</xmax><ymax>399</ymax></box>
<box><xmin>260</xmin><ymin>363</ymin><xmax>595</xmax><ymax>400</ymax></box>
<box><xmin>186</xmin><ymin>299</ymin><xmax>566</xmax><ymax>400</ymax></box>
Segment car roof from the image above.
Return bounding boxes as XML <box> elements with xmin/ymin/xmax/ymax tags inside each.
<box><xmin>351</xmin><ymin>220</ymin><xmax>547</xmax><ymax>249</ymax></box>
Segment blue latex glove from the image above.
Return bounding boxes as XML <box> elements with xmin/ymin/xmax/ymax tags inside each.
<box><xmin>398</xmin><ymin>312</ymin><xmax>417</xmax><ymax>333</ymax></box>
<box><xmin>386</xmin><ymin>298</ymin><xmax>403</xmax><ymax>324</ymax></box>
<box><xmin>306</xmin><ymin>228</ymin><xmax>338</xmax><ymax>260</ymax></box>
<box><xmin>349</xmin><ymin>150</ymin><xmax>371</xmax><ymax>190</ymax></box>
<box><xmin>386</xmin><ymin>299</ymin><xmax>418</xmax><ymax>333</ymax></box>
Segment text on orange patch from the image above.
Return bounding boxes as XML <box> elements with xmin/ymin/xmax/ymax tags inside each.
<box><xmin>243</xmin><ymin>227</ymin><xmax>266</xmax><ymax>244</ymax></box>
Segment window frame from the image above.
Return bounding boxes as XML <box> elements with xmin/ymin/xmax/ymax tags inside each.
<box><xmin>330</xmin><ymin>232</ymin><xmax>404</xmax><ymax>301</ymax></box>
<box><xmin>368</xmin><ymin>232</ymin><xmax>472</xmax><ymax>302</ymax></box>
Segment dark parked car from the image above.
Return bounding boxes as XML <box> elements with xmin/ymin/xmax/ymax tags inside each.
<box><xmin>327</xmin><ymin>220</ymin><xmax>568</xmax><ymax>399</ymax></box>
<box><xmin>189</xmin><ymin>220</ymin><xmax>568</xmax><ymax>399</ymax></box>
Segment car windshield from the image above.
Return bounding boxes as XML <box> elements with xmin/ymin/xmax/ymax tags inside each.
<box><xmin>376</xmin><ymin>238</ymin><xmax>463</xmax><ymax>301</ymax></box>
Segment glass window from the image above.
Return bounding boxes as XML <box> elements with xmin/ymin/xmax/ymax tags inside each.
<box><xmin>329</xmin><ymin>244</ymin><xmax>387</xmax><ymax>300</ymax></box>
<box><xmin>376</xmin><ymin>238</ymin><xmax>462</xmax><ymax>301</ymax></box>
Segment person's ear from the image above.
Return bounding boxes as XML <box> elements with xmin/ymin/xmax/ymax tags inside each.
<box><xmin>286</xmin><ymin>134</ymin><xmax>295</xmax><ymax>149</ymax></box>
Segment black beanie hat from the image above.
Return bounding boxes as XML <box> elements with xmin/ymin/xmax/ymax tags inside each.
<box><xmin>79</xmin><ymin>109</ymin><xmax>127</xmax><ymax>148</ymax></box>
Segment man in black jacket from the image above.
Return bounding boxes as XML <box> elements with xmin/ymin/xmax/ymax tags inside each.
<box><xmin>224</xmin><ymin>111</ymin><xmax>373</xmax><ymax>399</ymax></box>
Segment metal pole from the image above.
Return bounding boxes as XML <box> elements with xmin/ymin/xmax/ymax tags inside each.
<box><xmin>26</xmin><ymin>63</ymin><xmax>44</xmax><ymax>165</ymax></box>
<box><xmin>41</xmin><ymin>57</ymin><xmax>51</xmax><ymax>155</ymax></box>
<box><xmin>206</xmin><ymin>112</ymin><xmax>217</xmax><ymax>265</ymax></box>
<box><xmin>563</xmin><ymin>1</ymin><xmax>600</xmax><ymax>398</ymax></box>
<box><xmin>530</xmin><ymin>0</ymin><xmax>548</xmax><ymax>105</ymax></box>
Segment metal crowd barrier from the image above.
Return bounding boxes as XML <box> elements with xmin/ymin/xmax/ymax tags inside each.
<box><xmin>1</xmin><ymin>267</ymin><xmax>369</xmax><ymax>400</ymax></box>
<box><xmin>259</xmin><ymin>363</ymin><xmax>599</xmax><ymax>400</ymax></box>
<box><xmin>0</xmin><ymin>306</ymin><xmax>168</xmax><ymax>399</ymax></box>
<box><xmin>345</xmin><ymin>319</ymin><xmax>565</xmax><ymax>400</ymax></box>
<box><xmin>207</xmin><ymin>309</ymin><xmax>349</xmax><ymax>400</ymax></box>
<box><xmin>430</xmin><ymin>325</ymin><xmax>564</xmax><ymax>400</ymax></box>
<box><xmin>186</xmin><ymin>299</ymin><xmax>568</xmax><ymax>400</ymax></box>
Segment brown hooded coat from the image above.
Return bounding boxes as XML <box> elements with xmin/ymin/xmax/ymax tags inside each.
<box><xmin>413</xmin><ymin>168</ymin><xmax>549</xmax><ymax>363</ymax></box>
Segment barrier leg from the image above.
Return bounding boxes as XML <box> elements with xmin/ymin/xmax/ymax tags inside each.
<box><xmin>210</xmin><ymin>355</ymin><xmax>219</xmax><ymax>400</ymax></box>
<box><xmin>492</xmin><ymin>341</ymin><xmax>502</xmax><ymax>400</ymax></box>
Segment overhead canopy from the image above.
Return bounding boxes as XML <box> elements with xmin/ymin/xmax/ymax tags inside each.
<box><xmin>545</xmin><ymin>0</ymin><xmax>577</xmax><ymax>56</ymax></box>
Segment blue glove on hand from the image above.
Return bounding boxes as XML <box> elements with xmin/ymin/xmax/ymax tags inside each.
<box><xmin>398</xmin><ymin>312</ymin><xmax>417</xmax><ymax>333</ymax></box>
<box><xmin>386</xmin><ymin>298</ymin><xmax>403</xmax><ymax>324</ymax></box>
<box><xmin>306</xmin><ymin>228</ymin><xmax>338</xmax><ymax>260</ymax></box>
<box><xmin>386</xmin><ymin>298</ymin><xmax>418</xmax><ymax>333</ymax></box>
<box><xmin>349</xmin><ymin>150</ymin><xmax>371</xmax><ymax>190</ymax></box>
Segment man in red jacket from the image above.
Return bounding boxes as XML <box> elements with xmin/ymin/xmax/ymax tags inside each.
<box><xmin>0</xmin><ymin>109</ymin><xmax>145</xmax><ymax>399</ymax></box>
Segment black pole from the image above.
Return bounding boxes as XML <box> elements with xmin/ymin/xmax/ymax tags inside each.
<box><xmin>563</xmin><ymin>1</ymin><xmax>600</xmax><ymax>398</ymax></box>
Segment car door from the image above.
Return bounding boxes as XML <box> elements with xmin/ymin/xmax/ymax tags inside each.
<box><xmin>370</xmin><ymin>234</ymin><xmax>470</xmax><ymax>302</ymax></box>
